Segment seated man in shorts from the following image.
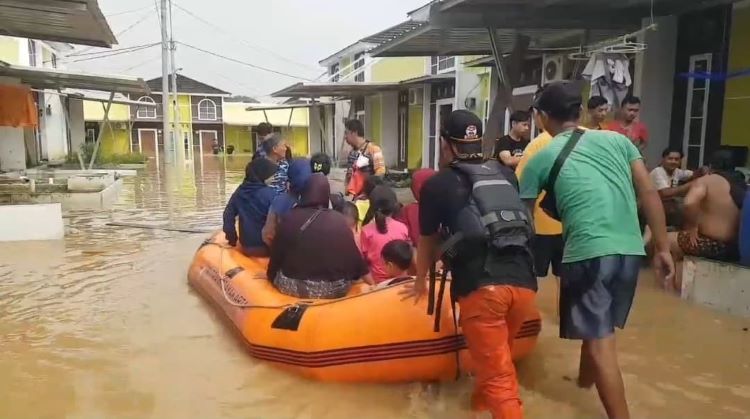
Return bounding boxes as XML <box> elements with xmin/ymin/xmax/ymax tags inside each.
<box><xmin>669</xmin><ymin>150</ymin><xmax>747</xmax><ymax>290</ymax></box>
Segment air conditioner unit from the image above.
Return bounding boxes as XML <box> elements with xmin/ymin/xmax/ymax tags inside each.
<box><xmin>408</xmin><ymin>88</ymin><xmax>423</xmax><ymax>105</ymax></box>
<box><xmin>116</xmin><ymin>122</ymin><xmax>127</xmax><ymax>130</ymax></box>
<box><xmin>542</xmin><ymin>54</ymin><xmax>568</xmax><ymax>85</ymax></box>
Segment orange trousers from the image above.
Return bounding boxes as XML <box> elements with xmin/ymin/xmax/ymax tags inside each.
<box><xmin>458</xmin><ymin>285</ymin><xmax>537</xmax><ymax>419</ymax></box>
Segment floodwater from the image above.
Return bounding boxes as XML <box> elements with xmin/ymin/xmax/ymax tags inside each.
<box><xmin>1</xmin><ymin>156</ymin><xmax>748</xmax><ymax>419</ymax></box>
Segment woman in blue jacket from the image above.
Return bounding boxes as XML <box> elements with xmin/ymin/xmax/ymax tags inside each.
<box><xmin>223</xmin><ymin>158</ymin><xmax>278</xmax><ymax>256</ymax></box>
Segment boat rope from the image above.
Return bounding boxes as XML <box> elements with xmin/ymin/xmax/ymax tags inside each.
<box><xmin>206</xmin><ymin>241</ymin><xmax>449</xmax><ymax>311</ymax></box>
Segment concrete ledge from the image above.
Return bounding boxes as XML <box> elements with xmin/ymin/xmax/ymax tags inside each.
<box><xmin>23</xmin><ymin>168</ymin><xmax>138</xmax><ymax>177</ymax></box>
<box><xmin>682</xmin><ymin>256</ymin><xmax>750</xmax><ymax>318</ymax></box>
<box><xmin>0</xmin><ymin>203</ymin><xmax>64</xmax><ymax>241</ymax></box>
<box><xmin>4</xmin><ymin>179</ymin><xmax>123</xmax><ymax>210</ymax></box>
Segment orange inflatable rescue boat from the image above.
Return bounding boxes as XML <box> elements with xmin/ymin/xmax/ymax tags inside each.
<box><xmin>188</xmin><ymin>233</ymin><xmax>541</xmax><ymax>383</ymax></box>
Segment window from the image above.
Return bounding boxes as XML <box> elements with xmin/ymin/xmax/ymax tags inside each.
<box><xmin>353</xmin><ymin>96</ymin><xmax>365</xmax><ymax>122</ymax></box>
<box><xmin>51</xmin><ymin>53</ymin><xmax>57</xmax><ymax>69</ymax></box>
<box><xmin>353</xmin><ymin>52</ymin><xmax>365</xmax><ymax>82</ymax></box>
<box><xmin>330</xmin><ymin>63</ymin><xmax>340</xmax><ymax>82</ymax></box>
<box><xmin>197</xmin><ymin>99</ymin><xmax>217</xmax><ymax>121</ymax></box>
<box><xmin>430</xmin><ymin>56</ymin><xmax>455</xmax><ymax>74</ymax></box>
<box><xmin>86</xmin><ymin>128</ymin><xmax>96</xmax><ymax>143</ymax></box>
<box><xmin>136</xmin><ymin>96</ymin><xmax>157</xmax><ymax>119</ymax></box>
<box><xmin>28</xmin><ymin>40</ymin><xmax>37</xmax><ymax>67</ymax></box>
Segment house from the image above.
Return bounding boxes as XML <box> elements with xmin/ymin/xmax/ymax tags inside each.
<box><xmin>84</xmin><ymin>74</ymin><xmax>317</xmax><ymax>161</ymax></box>
<box><xmin>0</xmin><ymin>36</ymin><xmax>74</xmax><ymax>166</ymax></box>
<box><xmin>85</xmin><ymin>74</ymin><xmax>232</xmax><ymax>160</ymax></box>
<box><xmin>363</xmin><ymin>0</ymin><xmax>750</xmax><ymax>169</ymax></box>
<box><xmin>272</xmin><ymin>5</ymin><xmax>500</xmax><ymax>170</ymax></box>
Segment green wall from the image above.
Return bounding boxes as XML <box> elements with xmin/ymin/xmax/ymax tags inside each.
<box><xmin>367</xmin><ymin>95</ymin><xmax>382</xmax><ymax>145</ymax></box>
<box><xmin>100</xmin><ymin>127</ymin><xmax>130</xmax><ymax>157</ymax></box>
<box><xmin>225</xmin><ymin>125</ymin><xmax>253</xmax><ymax>153</ymax></box>
<box><xmin>281</xmin><ymin>126</ymin><xmax>309</xmax><ymax>157</ymax></box>
<box><xmin>408</xmin><ymin>105</ymin><xmax>423</xmax><ymax>169</ymax></box>
<box><xmin>722</xmin><ymin>5</ymin><xmax>750</xmax><ymax>147</ymax></box>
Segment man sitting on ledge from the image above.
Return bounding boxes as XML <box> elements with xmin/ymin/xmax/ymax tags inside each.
<box><xmin>668</xmin><ymin>150</ymin><xmax>747</xmax><ymax>291</ymax></box>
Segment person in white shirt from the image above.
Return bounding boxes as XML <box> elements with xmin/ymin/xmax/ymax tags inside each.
<box><xmin>644</xmin><ymin>148</ymin><xmax>706</xmax><ymax>246</ymax></box>
<box><xmin>650</xmin><ymin>148</ymin><xmax>703</xmax><ymax>200</ymax></box>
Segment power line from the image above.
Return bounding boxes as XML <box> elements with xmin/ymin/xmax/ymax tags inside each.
<box><xmin>120</xmin><ymin>51</ymin><xmax>163</xmax><ymax>72</ymax></box>
<box><xmin>106</xmin><ymin>5</ymin><xmax>153</xmax><ymax>17</ymax></box>
<box><xmin>64</xmin><ymin>10</ymin><xmax>155</xmax><ymax>59</ymax></box>
<box><xmin>177</xmin><ymin>41</ymin><xmax>313</xmax><ymax>81</ymax></box>
<box><xmin>64</xmin><ymin>42</ymin><xmax>159</xmax><ymax>59</ymax></box>
<box><xmin>172</xmin><ymin>2</ymin><xmax>319</xmax><ymax>73</ymax></box>
<box><xmin>66</xmin><ymin>43</ymin><xmax>160</xmax><ymax>63</ymax></box>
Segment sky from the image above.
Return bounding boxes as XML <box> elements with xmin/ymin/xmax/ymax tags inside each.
<box><xmin>69</xmin><ymin>0</ymin><xmax>428</xmax><ymax>102</ymax></box>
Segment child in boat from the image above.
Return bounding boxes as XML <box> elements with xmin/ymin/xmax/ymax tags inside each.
<box><xmin>223</xmin><ymin>158</ymin><xmax>278</xmax><ymax>256</ymax></box>
<box><xmin>360</xmin><ymin>185</ymin><xmax>410</xmax><ymax>284</ymax></box>
<box><xmin>380</xmin><ymin>239</ymin><xmax>414</xmax><ymax>286</ymax></box>
<box><xmin>336</xmin><ymin>201</ymin><xmax>361</xmax><ymax>250</ymax></box>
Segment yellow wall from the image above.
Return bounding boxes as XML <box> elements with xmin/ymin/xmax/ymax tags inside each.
<box><xmin>225</xmin><ymin>125</ymin><xmax>253</xmax><ymax>153</ymax></box>
<box><xmin>223</xmin><ymin>102</ymin><xmax>309</xmax><ymax>126</ymax></box>
<box><xmin>366</xmin><ymin>95</ymin><xmax>382</xmax><ymax>145</ymax></box>
<box><xmin>408</xmin><ymin>105</ymin><xmax>423</xmax><ymax>169</ymax></box>
<box><xmin>722</xmin><ymin>5</ymin><xmax>750</xmax><ymax>147</ymax></box>
<box><xmin>371</xmin><ymin>57</ymin><xmax>427</xmax><ymax>82</ymax></box>
<box><xmin>83</xmin><ymin>101</ymin><xmax>130</xmax><ymax>122</ymax></box>
<box><xmin>340</xmin><ymin>57</ymin><xmax>352</xmax><ymax>77</ymax></box>
<box><xmin>0</xmin><ymin>36</ymin><xmax>19</xmax><ymax>64</ymax></box>
<box><xmin>99</xmin><ymin>127</ymin><xmax>131</xmax><ymax>157</ymax></box>
<box><xmin>176</xmin><ymin>94</ymin><xmax>192</xmax><ymax>122</ymax></box>
<box><xmin>281</xmin><ymin>126</ymin><xmax>309</xmax><ymax>157</ymax></box>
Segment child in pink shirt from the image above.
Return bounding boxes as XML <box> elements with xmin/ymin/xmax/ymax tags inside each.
<box><xmin>360</xmin><ymin>186</ymin><xmax>409</xmax><ymax>284</ymax></box>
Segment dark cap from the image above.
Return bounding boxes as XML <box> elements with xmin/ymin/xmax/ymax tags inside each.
<box><xmin>442</xmin><ymin>110</ymin><xmax>483</xmax><ymax>143</ymax></box>
<box><xmin>532</xmin><ymin>81</ymin><xmax>582</xmax><ymax>119</ymax></box>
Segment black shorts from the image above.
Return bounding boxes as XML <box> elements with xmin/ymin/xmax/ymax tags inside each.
<box><xmin>559</xmin><ymin>255</ymin><xmax>641</xmax><ymax>340</ymax></box>
<box><xmin>532</xmin><ymin>234</ymin><xmax>564</xmax><ymax>278</ymax></box>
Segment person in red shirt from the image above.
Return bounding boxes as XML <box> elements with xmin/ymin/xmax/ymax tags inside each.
<box><xmin>606</xmin><ymin>96</ymin><xmax>649</xmax><ymax>154</ymax></box>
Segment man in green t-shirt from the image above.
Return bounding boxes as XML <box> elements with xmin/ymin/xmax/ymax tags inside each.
<box><xmin>520</xmin><ymin>82</ymin><xmax>675</xmax><ymax>419</ymax></box>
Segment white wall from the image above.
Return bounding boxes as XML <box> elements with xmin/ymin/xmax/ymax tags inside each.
<box><xmin>0</xmin><ymin>76</ymin><xmax>26</xmax><ymax>170</ymax></box>
<box><xmin>0</xmin><ymin>126</ymin><xmax>26</xmax><ymax>170</ymax></box>
<box><xmin>636</xmin><ymin>16</ymin><xmax>678</xmax><ymax>166</ymax></box>
<box><xmin>334</xmin><ymin>100</ymin><xmax>350</xmax><ymax>164</ymax></box>
<box><xmin>41</xmin><ymin>93</ymin><xmax>68</xmax><ymax>161</ymax></box>
<box><xmin>0</xmin><ymin>203</ymin><xmax>64</xmax><ymax>241</ymax></box>
<box><xmin>380</xmin><ymin>91</ymin><xmax>399</xmax><ymax>168</ymax></box>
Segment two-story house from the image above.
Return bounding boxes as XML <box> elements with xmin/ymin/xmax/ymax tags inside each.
<box><xmin>85</xmin><ymin>74</ymin><xmax>231</xmax><ymax>160</ymax></box>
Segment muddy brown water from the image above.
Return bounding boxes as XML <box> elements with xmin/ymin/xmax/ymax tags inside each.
<box><xmin>1</xmin><ymin>156</ymin><xmax>748</xmax><ymax>418</ymax></box>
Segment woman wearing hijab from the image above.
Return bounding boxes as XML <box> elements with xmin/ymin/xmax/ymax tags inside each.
<box><xmin>262</xmin><ymin>158</ymin><xmax>313</xmax><ymax>246</ymax></box>
<box><xmin>268</xmin><ymin>174</ymin><xmax>370</xmax><ymax>299</ymax></box>
<box><xmin>223</xmin><ymin>158</ymin><xmax>278</xmax><ymax>256</ymax></box>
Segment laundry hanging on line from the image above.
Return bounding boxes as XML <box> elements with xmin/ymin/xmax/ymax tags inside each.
<box><xmin>582</xmin><ymin>53</ymin><xmax>632</xmax><ymax>108</ymax></box>
<box><xmin>0</xmin><ymin>84</ymin><xmax>38</xmax><ymax>128</ymax></box>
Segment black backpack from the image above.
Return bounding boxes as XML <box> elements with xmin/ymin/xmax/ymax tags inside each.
<box><xmin>427</xmin><ymin>160</ymin><xmax>534</xmax><ymax>333</ymax></box>
<box><xmin>440</xmin><ymin>159</ymin><xmax>534</xmax><ymax>261</ymax></box>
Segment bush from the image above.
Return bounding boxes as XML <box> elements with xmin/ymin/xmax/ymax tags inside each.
<box><xmin>99</xmin><ymin>153</ymin><xmax>147</xmax><ymax>165</ymax></box>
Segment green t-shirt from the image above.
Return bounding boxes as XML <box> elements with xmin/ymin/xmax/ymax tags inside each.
<box><xmin>519</xmin><ymin>129</ymin><xmax>645</xmax><ymax>263</ymax></box>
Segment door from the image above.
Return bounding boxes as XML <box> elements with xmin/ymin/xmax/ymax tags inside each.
<box><xmin>199</xmin><ymin>131</ymin><xmax>218</xmax><ymax>155</ymax></box>
<box><xmin>139</xmin><ymin>129</ymin><xmax>158</xmax><ymax>159</ymax></box>
<box><xmin>431</xmin><ymin>100</ymin><xmax>454</xmax><ymax>169</ymax></box>
<box><xmin>682</xmin><ymin>53</ymin><xmax>712</xmax><ymax>169</ymax></box>
<box><xmin>397</xmin><ymin>91</ymin><xmax>409</xmax><ymax>169</ymax></box>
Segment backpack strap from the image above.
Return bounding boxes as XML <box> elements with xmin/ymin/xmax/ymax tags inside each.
<box><xmin>545</xmin><ymin>128</ymin><xmax>585</xmax><ymax>193</ymax></box>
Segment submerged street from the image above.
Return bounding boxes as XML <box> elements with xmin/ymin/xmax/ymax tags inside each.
<box><xmin>0</xmin><ymin>157</ymin><xmax>747</xmax><ymax>419</ymax></box>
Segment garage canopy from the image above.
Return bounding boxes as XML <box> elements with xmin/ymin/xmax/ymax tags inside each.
<box><xmin>0</xmin><ymin>0</ymin><xmax>116</xmax><ymax>47</ymax></box>
<box><xmin>368</xmin><ymin>0</ymin><xmax>737</xmax><ymax>57</ymax></box>
<box><xmin>272</xmin><ymin>74</ymin><xmax>455</xmax><ymax>99</ymax></box>
<box><xmin>0</xmin><ymin>62</ymin><xmax>149</xmax><ymax>94</ymax></box>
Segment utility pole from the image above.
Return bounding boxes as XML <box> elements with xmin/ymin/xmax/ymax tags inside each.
<box><xmin>169</xmin><ymin>0</ymin><xmax>185</xmax><ymax>164</ymax></box>
<box><xmin>160</xmin><ymin>0</ymin><xmax>173</xmax><ymax>164</ymax></box>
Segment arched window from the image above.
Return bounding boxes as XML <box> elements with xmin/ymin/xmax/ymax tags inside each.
<box><xmin>197</xmin><ymin>99</ymin><xmax>217</xmax><ymax>121</ymax></box>
<box><xmin>136</xmin><ymin>96</ymin><xmax>156</xmax><ymax>119</ymax></box>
